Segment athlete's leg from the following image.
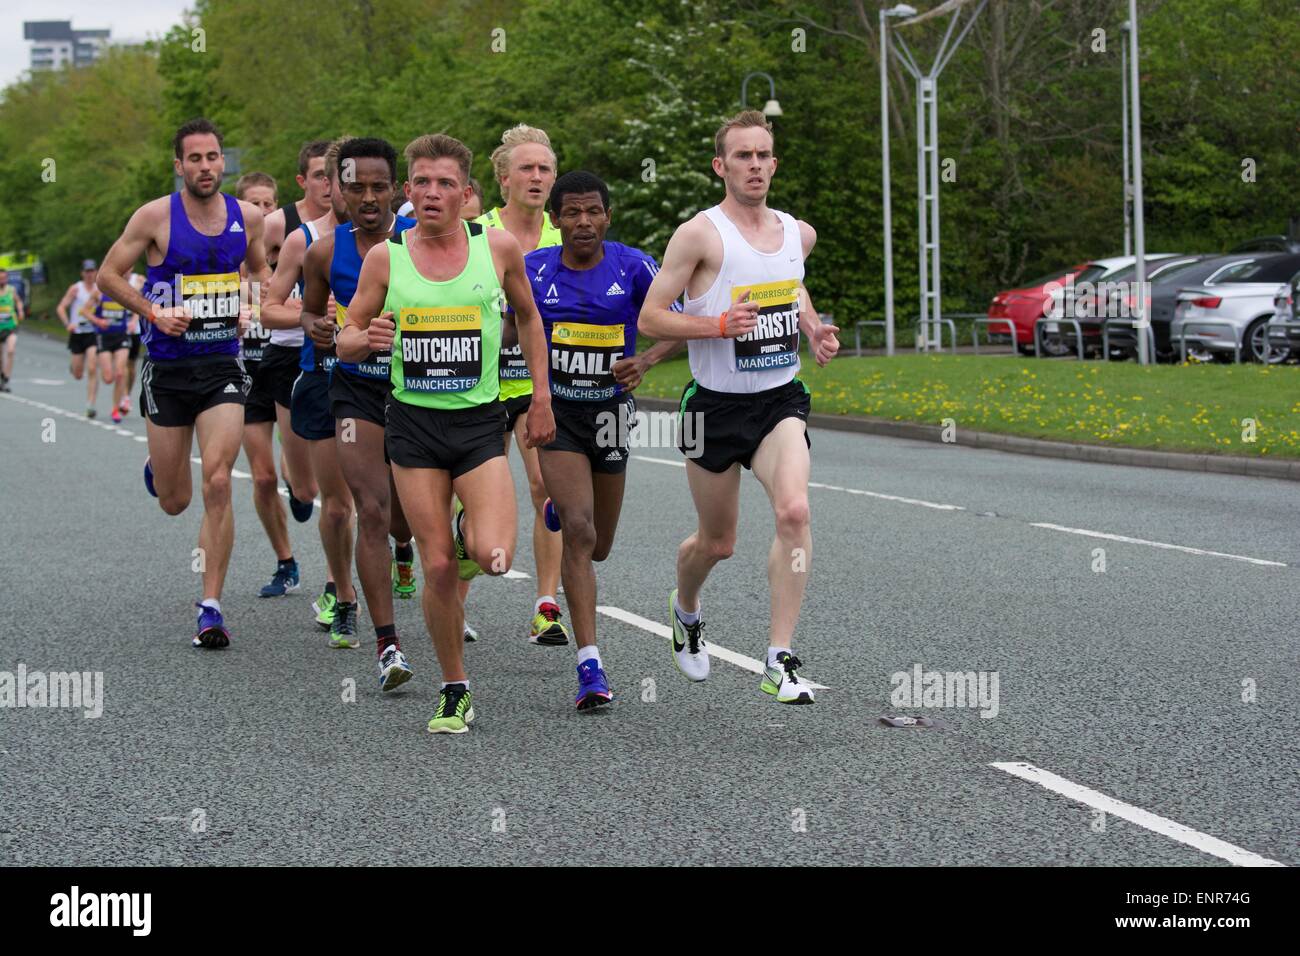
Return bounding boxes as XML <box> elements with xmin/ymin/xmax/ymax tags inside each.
<box><xmin>243</xmin><ymin>420</ymin><xmax>291</xmax><ymax>561</ymax></box>
<box><xmin>749</xmin><ymin>418</ymin><xmax>812</xmax><ymax>649</ymax></box>
<box><xmin>337</xmin><ymin>418</ymin><xmax>394</xmax><ymax>629</ymax></box>
<box><xmin>453</xmin><ymin>455</ymin><xmax>518</xmax><ymax>577</ymax></box>
<box><xmin>513</xmin><ymin>410</ymin><xmax>562</xmax><ymax>599</ymax></box>
<box><xmin>69</xmin><ymin>351</ymin><xmax>85</xmax><ymax>380</ymax></box>
<box><xmin>276</xmin><ymin>401</ymin><xmax>317</xmax><ymax>500</ymax></box>
<box><xmin>2</xmin><ymin>334</ymin><xmax>15</xmax><ymax>380</ymax></box>
<box><xmin>393</xmin><ymin>465</ymin><xmax>462</xmax><ymax>680</ymax></box>
<box><xmin>389</xmin><ymin>469</ymin><xmax>412</xmax><ymax>543</ymax></box>
<box><xmin>112</xmin><ymin>349</ymin><xmax>129</xmax><ymax>408</ymax></box>
<box><xmin>97</xmin><ymin>348</ymin><xmax>115</xmax><ymax>385</ymax></box>
<box><xmin>676</xmin><ymin>461</ymin><xmax>742</xmax><ymax>612</ymax></box>
<box><xmin>84</xmin><ymin>345</ymin><xmax>99</xmax><ymax>407</ymax></box>
<box><xmin>144</xmin><ymin>419</ymin><xmax>195</xmax><ymax>516</ymax></box>
<box><xmin>308</xmin><ymin>436</ymin><xmax>355</xmax><ymax>602</ymax></box>
<box><xmin>193</xmin><ymin>402</ymin><xmax>244</xmax><ymax>601</ymax></box>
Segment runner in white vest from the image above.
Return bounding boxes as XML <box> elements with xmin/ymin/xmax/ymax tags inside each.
<box><xmin>639</xmin><ymin>110</ymin><xmax>840</xmax><ymax>705</ymax></box>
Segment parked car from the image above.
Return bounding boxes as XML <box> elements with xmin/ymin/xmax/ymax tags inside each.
<box><xmin>1265</xmin><ymin>273</ymin><xmax>1300</xmax><ymax>359</ymax></box>
<box><xmin>986</xmin><ymin>264</ymin><xmax>1086</xmax><ymax>355</ymax></box>
<box><xmin>1171</xmin><ymin>253</ymin><xmax>1300</xmax><ymax>362</ymax></box>
<box><xmin>1037</xmin><ymin>254</ymin><xmax>1179</xmax><ymax>355</ymax></box>
<box><xmin>1230</xmin><ymin>236</ymin><xmax>1300</xmax><ymax>254</ymax></box>
<box><xmin>1077</xmin><ymin>256</ymin><xmax>1203</xmax><ymax>356</ymax></box>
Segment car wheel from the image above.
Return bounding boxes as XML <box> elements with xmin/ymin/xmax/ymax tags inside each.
<box><xmin>1247</xmin><ymin>317</ymin><xmax>1289</xmax><ymax>364</ymax></box>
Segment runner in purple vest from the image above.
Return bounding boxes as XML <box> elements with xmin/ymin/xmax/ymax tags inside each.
<box><xmin>97</xmin><ymin>117</ymin><xmax>271</xmax><ymax>650</ymax></box>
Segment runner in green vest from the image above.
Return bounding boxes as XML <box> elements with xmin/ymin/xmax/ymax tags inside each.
<box><xmin>471</xmin><ymin>123</ymin><xmax>570</xmax><ymax>647</ymax></box>
<box><xmin>0</xmin><ymin>269</ymin><xmax>25</xmax><ymax>392</ymax></box>
<box><xmin>338</xmin><ymin>133</ymin><xmax>554</xmax><ymax>735</ymax></box>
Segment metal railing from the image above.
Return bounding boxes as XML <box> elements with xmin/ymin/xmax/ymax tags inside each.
<box><xmin>1176</xmin><ymin>321</ymin><xmax>1242</xmax><ymax>364</ymax></box>
<box><xmin>914</xmin><ymin>315</ymin><xmax>958</xmax><ymax>352</ymax></box>
<box><xmin>1032</xmin><ymin>316</ymin><xmax>1085</xmax><ymax>360</ymax></box>
<box><xmin>1263</xmin><ymin>319</ymin><xmax>1300</xmax><ymax>361</ymax></box>
<box><xmin>971</xmin><ymin>317</ymin><xmax>1017</xmax><ymax>355</ymax></box>
<box><xmin>853</xmin><ymin>320</ymin><xmax>888</xmax><ymax>357</ymax></box>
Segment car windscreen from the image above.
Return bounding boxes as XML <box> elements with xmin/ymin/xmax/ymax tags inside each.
<box><xmin>1215</xmin><ymin>256</ymin><xmax>1300</xmax><ymax>283</ymax></box>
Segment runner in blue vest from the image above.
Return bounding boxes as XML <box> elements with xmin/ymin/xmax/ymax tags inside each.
<box><xmin>97</xmin><ymin>117</ymin><xmax>271</xmax><ymax>648</ymax></box>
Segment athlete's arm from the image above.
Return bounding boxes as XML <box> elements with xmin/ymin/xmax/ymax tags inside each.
<box><xmin>260</xmin><ymin>228</ymin><xmax>306</xmax><ymax>330</ymax></box>
<box><xmin>300</xmin><ymin>238</ymin><xmax>335</xmax><ymax>351</ymax></box>
<box><xmin>263</xmin><ymin>208</ymin><xmax>286</xmax><ymax>265</ymax></box>
<box><xmin>99</xmin><ymin>200</ymin><xmax>189</xmax><ymax>335</ymax></box>
<box><xmin>14</xmin><ymin>291</ymin><xmax>25</xmax><ymax>323</ymax></box>
<box><xmin>339</xmin><ymin>241</ymin><xmax>392</xmax><ymax>361</ymax></box>
<box><xmin>615</xmin><ymin>253</ymin><xmax>684</xmax><ymax>389</ymax></box>
<box><xmin>792</xmin><ymin>221</ymin><xmax>837</xmax><ymax>367</ymax></box>
<box><xmin>638</xmin><ymin>217</ymin><xmax>757</xmax><ymax>340</ymax></box>
<box><xmin>80</xmin><ymin>290</ymin><xmax>107</xmax><ymax>330</ymax></box>
<box><xmin>55</xmin><ymin>282</ymin><xmax>77</xmax><ymax>328</ymax></box>
<box><xmin>239</xmin><ymin>200</ymin><xmax>272</xmax><ymax>290</ymax></box>
<box><xmin>493</xmin><ymin>229</ymin><xmax>555</xmax><ymax>448</ymax></box>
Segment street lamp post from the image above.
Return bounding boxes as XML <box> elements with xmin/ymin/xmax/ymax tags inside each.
<box><xmin>880</xmin><ymin>5</ymin><xmax>916</xmax><ymax>357</ymax></box>
<box><xmin>1127</xmin><ymin>1</ymin><xmax>1149</xmax><ymax>365</ymax></box>
<box><xmin>1121</xmin><ymin>21</ymin><xmax>1132</xmax><ymax>257</ymax></box>
<box><xmin>741</xmin><ymin>71</ymin><xmax>783</xmax><ymax>117</ymax></box>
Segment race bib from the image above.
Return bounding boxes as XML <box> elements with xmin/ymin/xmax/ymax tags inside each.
<box><xmin>241</xmin><ymin>315</ymin><xmax>271</xmax><ymax>362</ymax></box>
<box><xmin>732</xmin><ymin>280</ymin><xmax>800</xmax><ymax>371</ymax></box>
<box><xmin>398</xmin><ymin>306</ymin><xmax>482</xmax><ymax>392</ymax></box>
<box><xmin>181</xmin><ymin>272</ymin><xmax>241</xmax><ymax>344</ymax></box>
<box><xmin>337</xmin><ymin>304</ymin><xmax>392</xmax><ymax>380</ymax></box>
<box><xmin>499</xmin><ymin>341</ymin><xmax>529</xmax><ymax>380</ymax></box>
<box><xmin>549</xmin><ymin>322</ymin><xmax>624</xmax><ymax>401</ymax></box>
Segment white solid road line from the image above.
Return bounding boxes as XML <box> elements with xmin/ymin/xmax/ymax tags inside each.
<box><xmin>596</xmin><ymin>604</ymin><xmax>829</xmax><ymax>690</ymax></box>
<box><xmin>634</xmin><ymin>453</ymin><xmax>1286</xmax><ymax>566</ymax></box>
<box><xmin>991</xmin><ymin>761</ymin><xmax>1285</xmax><ymax>867</ymax></box>
<box><xmin>1030</xmin><ymin>522</ymin><xmax>1287</xmax><ymax>568</ymax></box>
<box><xmin>633</xmin><ymin>454</ymin><xmax>966</xmax><ymax>511</ymax></box>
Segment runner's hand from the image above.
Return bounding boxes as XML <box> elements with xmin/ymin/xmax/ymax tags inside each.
<box><xmin>812</xmin><ymin>322</ymin><xmax>840</xmax><ymax>367</ymax></box>
<box><xmin>722</xmin><ymin>290</ymin><xmax>758</xmax><ymax>338</ymax></box>
<box><xmin>613</xmin><ymin>354</ymin><xmax>649</xmax><ymax>391</ymax></box>
<box><xmin>524</xmin><ymin>400</ymin><xmax>555</xmax><ymax>449</ymax></box>
<box><xmin>367</xmin><ymin>312</ymin><xmax>395</xmax><ymax>352</ymax></box>
<box><xmin>325</xmin><ymin>294</ymin><xmax>337</xmax><ymax>327</ymax></box>
<box><xmin>151</xmin><ymin>304</ymin><xmax>190</xmax><ymax>337</ymax></box>
<box><xmin>238</xmin><ymin>301</ymin><xmax>252</xmax><ymax>337</ymax></box>
<box><xmin>308</xmin><ymin>315</ymin><xmax>334</xmax><ymax>348</ymax></box>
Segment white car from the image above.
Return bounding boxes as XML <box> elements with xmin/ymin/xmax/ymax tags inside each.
<box><xmin>1171</xmin><ymin>254</ymin><xmax>1300</xmax><ymax>362</ymax></box>
<box><xmin>1039</xmin><ymin>254</ymin><xmax>1180</xmax><ymax>355</ymax></box>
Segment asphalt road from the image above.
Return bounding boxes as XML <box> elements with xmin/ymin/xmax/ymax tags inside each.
<box><xmin>1</xmin><ymin>333</ymin><xmax>1295</xmax><ymax>866</ymax></box>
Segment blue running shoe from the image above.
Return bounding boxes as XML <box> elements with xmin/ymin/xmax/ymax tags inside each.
<box><xmin>543</xmin><ymin>497</ymin><xmax>561</xmax><ymax>532</ymax></box>
<box><xmin>259</xmin><ymin>560</ymin><xmax>300</xmax><ymax>598</ymax></box>
<box><xmin>193</xmin><ymin>603</ymin><xmax>230</xmax><ymax>649</ymax></box>
<box><xmin>143</xmin><ymin>457</ymin><xmax>157</xmax><ymax>498</ymax></box>
<box><xmin>286</xmin><ymin>480</ymin><xmax>313</xmax><ymax>523</ymax></box>
<box><xmin>575</xmin><ymin>659</ymin><xmax>613</xmax><ymax>710</ymax></box>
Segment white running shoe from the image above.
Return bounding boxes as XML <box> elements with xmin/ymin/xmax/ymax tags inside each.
<box><xmin>761</xmin><ymin>651</ymin><xmax>814</xmax><ymax>704</ymax></box>
<box><xmin>378</xmin><ymin>646</ymin><xmax>414</xmax><ymax>692</ymax></box>
<box><xmin>669</xmin><ymin>589</ymin><xmax>709</xmax><ymax>682</ymax></box>
<box><xmin>463</xmin><ymin>620</ymin><xmax>478</xmax><ymax>643</ymax></box>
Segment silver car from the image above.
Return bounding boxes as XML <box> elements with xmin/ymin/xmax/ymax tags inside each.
<box><xmin>1171</xmin><ymin>253</ymin><xmax>1300</xmax><ymax>362</ymax></box>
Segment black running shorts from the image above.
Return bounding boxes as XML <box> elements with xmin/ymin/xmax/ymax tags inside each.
<box><xmin>242</xmin><ymin>359</ymin><xmax>277</xmax><ymax>425</ymax></box>
<box><xmin>67</xmin><ymin>331</ymin><xmax>97</xmax><ymax>355</ymax></box>
<box><xmin>544</xmin><ymin>394</ymin><xmax>635</xmax><ymax>475</ymax></box>
<box><xmin>290</xmin><ymin>367</ymin><xmax>334</xmax><ymax>441</ymax></box>
<box><xmin>139</xmin><ymin>356</ymin><xmax>249</xmax><ymax>428</ymax></box>
<box><xmin>259</xmin><ymin>343</ymin><xmax>301</xmax><ymax>409</ymax></box>
<box><xmin>677</xmin><ymin>378</ymin><xmax>811</xmax><ymax>473</ymax></box>
<box><xmin>385</xmin><ymin>398</ymin><xmax>506</xmax><ymax>478</ymax></box>
<box><xmin>503</xmin><ymin>393</ymin><xmax>531</xmax><ymax>434</ymax></box>
<box><xmin>330</xmin><ymin>367</ymin><xmax>389</xmax><ymax>428</ymax></box>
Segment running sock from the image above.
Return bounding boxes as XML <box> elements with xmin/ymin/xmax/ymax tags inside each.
<box><xmin>324</xmin><ymin>581</ymin><xmax>337</xmax><ymax>597</ymax></box>
<box><xmin>441</xmin><ymin>680</ymin><xmax>469</xmax><ymax>691</ymax></box>
<box><xmin>277</xmin><ymin>556</ymin><xmax>296</xmax><ymax>570</ymax></box>
<box><xmin>375</xmin><ymin>623</ymin><xmax>398</xmax><ymax>655</ymax></box>
<box><xmin>200</xmin><ymin>598</ymin><xmax>221</xmax><ymax>614</ymax></box>
<box><xmin>577</xmin><ymin>645</ymin><xmax>602</xmax><ymax>667</ymax></box>
<box><xmin>536</xmin><ymin>595</ymin><xmax>557</xmax><ymax>614</ymax></box>
<box><xmin>394</xmin><ymin>541</ymin><xmax>414</xmax><ymax>563</ymax></box>
<box><xmin>766</xmin><ymin>646</ymin><xmax>788</xmax><ymax>667</ymax></box>
<box><xmin>674</xmin><ymin>599</ymin><xmax>700</xmax><ymax>626</ymax></box>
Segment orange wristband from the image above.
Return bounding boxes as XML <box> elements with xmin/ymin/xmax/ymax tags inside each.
<box><xmin>719</xmin><ymin>312</ymin><xmax>727</xmax><ymax>337</ymax></box>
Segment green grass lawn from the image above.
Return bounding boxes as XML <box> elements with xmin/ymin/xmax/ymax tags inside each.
<box><xmin>638</xmin><ymin>353</ymin><xmax>1300</xmax><ymax>459</ymax></box>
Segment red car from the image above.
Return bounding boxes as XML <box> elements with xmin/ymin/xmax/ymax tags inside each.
<box><xmin>987</xmin><ymin>265</ymin><xmax>1086</xmax><ymax>355</ymax></box>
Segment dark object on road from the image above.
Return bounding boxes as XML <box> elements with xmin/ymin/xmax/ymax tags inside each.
<box><xmin>879</xmin><ymin>715</ymin><xmax>952</xmax><ymax>729</ymax></box>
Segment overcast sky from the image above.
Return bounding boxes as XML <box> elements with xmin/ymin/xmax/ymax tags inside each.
<box><xmin>3</xmin><ymin>1</ymin><xmax>195</xmax><ymax>90</ymax></box>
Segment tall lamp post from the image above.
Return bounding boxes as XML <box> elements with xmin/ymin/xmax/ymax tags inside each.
<box><xmin>879</xmin><ymin>4</ymin><xmax>916</xmax><ymax>357</ymax></box>
<box><xmin>1121</xmin><ymin>21</ymin><xmax>1132</xmax><ymax>257</ymax></box>
<box><xmin>1126</xmin><ymin>1</ymin><xmax>1150</xmax><ymax>365</ymax></box>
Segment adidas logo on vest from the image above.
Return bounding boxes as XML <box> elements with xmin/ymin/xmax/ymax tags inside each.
<box><xmin>229</xmin><ymin>221</ymin><xmax>244</xmax><ymax>233</ymax></box>
<box><xmin>605</xmin><ymin>282</ymin><xmax>625</xmax><ymax>296</ymax></box>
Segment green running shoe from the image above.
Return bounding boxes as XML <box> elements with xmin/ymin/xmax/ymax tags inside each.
<box><xmin>312</xmin><ymin>590</ymin><xmax>338</xmax><ymax>631</ymax></box>
<box><xmin>392</xmin><ymin>558</ymin><xmax>417</xmax><ymax>599</ymax></box>
<box><xmin>328</xmin><ymin>600</ymin><xmax>359</xmax><ymax>649</ymax></box>
<box><xmin>452</xmin><ymin>497</ymin><xmax>482</xmax><ymax>581</ymax></box>
<box><xmin>427</xmin><ymin>683</ymin><xmax>474</xmax><ymax>734</ymax></box>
